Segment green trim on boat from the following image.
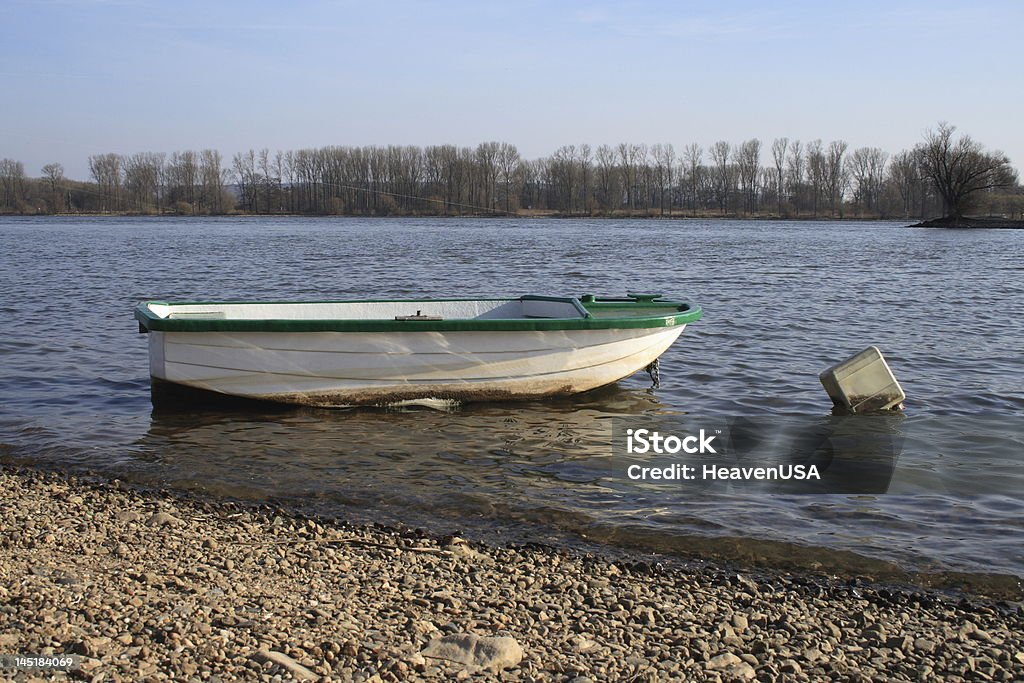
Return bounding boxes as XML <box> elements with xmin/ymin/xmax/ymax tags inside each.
<box><xmin>134</xmin><ymin>295</ymin><xmax>702</xmax><ymax>334</ymax></box>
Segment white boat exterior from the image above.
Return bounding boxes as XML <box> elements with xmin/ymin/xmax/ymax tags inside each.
<box><xmin>136</xmin><ymin>295</ymin><xmax>701</xmax><ymax>406</ymax></box>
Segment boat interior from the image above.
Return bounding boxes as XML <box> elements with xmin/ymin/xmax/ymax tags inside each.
<box><xmin>146</xmin><ymin>297</ymin><xmax>587</xmax><ymax>322</ymax></box>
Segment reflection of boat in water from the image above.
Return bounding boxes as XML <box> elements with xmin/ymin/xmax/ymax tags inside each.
<box><xmin>138</xmin><ymin>382</ymin><xmax>665</xmax><ymax>513</ymax></box>
<box><xmin>135</xmin><ymin>294</ymin><xmax>701</xmax><ymax>407</ymax></box>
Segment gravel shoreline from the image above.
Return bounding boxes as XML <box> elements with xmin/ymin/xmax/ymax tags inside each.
<box><xmin>1</xmin><ymin>465</ymin><xmax>1022</xmax><ymax>682</ymax></box>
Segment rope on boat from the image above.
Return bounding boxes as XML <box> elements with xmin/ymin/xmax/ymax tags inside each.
<box><xmin>645</xmin><ymin>358</ymin><xmax>661</xmax><ymax>389</ymax></box>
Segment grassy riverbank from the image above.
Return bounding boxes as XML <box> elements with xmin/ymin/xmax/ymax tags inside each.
<box><xmin>1</xmin><ymin>465</ymin><xmax>1022</xmax><ymax>682</ymax></box>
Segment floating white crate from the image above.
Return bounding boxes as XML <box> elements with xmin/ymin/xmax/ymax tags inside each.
<box><xmin>819</xmin><ymin>346</ymin><xmax>905</xmax><ymax>413</ymax></box>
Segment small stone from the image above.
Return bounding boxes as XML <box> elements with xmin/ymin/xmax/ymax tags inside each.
<box><xmin>447</xmin><ymin>539</ymin><xmax>486</xmax><ymax>562</ymax></box>
<box><xmin>707</xmin><ymin>653</ymin><xmax>741</xmax><ymax>670</ymax></box>
<box><xmin>203</xmin><ymin>538</ymin><xmax>219</xmax><ymax>550</ymax></box>
<box><xmin>411</xmin><ymin>620</ymin><xmax>438</xmax><ymax>636</ymax></box>
<box><xmin>887</xmin><ymin>635</ymin><xmax>913</xmax><ymax>651</ymax></box>
<box><xmin>734</xmin><ymin>574</ymin><xmax>759</xmax><ymax>593</ymax></box>
<box><xmin>731</xmin><ymin>614</ymin><xmax>748</xmax><ymax>632</ymax></box>
<box><xmin>722</xmin><ymin>662</ymin><xmax>756</xmax><ymax>681</ymax></box>
<box><xmin>824</xmin><ymin>620</ymin><xmax>842</xmax><ymax>639</ymax></box>
<box><xmin>117</xmin><ymin>511</ymin><xmax>142</xmax><ymax>523</ymax></box>
<box><xmin>780</xmin><ymin>659</ymin><xmax>802</xmax><ymax>674</ymax></box>
<box><xmin>914</xmin><ymin>638</ymin><xmax>937</xmax><ymax>653</ymax></box>
<box><xmin>572</xmin><ymin>636</ymin><xmax>598</xmax><ymax>652</ymax></box>
<box><xmin>862</xmin><ymin>623</ymin><xmax>886</xmax><ymax>643</ymax></box>
<box><xmin>72</xmin><ymin>637</ymin><xmax>111</xmax><ymax>658</ymax></box>
<box><xmin>147</xmin><ymin>511</ymin><xmax>183</xmax><ymax>527</ymax></box>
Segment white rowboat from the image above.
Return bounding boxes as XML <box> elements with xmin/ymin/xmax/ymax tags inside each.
<box><xmin>135</xmin><ymin>294</ymin><xmax>702</xmax><ymax>407</ymax></box>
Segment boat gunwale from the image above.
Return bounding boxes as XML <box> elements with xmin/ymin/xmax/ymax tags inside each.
<box><xmin>134</xmin><ymin>295</ymin><xmax>702</xmax><ymax>334</ymax></box>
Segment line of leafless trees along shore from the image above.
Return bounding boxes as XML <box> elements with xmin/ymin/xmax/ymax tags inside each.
<box><xmin>0</xmin><ymin>123</ymin><xmax>1019</xmax><ymax>221</ymax></box>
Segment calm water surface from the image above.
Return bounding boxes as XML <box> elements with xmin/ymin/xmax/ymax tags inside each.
<box><xmin>1</xmin><ymin>217</ymin><xmax>1022</xmax><ymax>588</ymax></box>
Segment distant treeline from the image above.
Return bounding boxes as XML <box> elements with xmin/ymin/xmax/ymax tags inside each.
<box><xmin>1</xmin><ymin>138</ymin><xmax>1021</xmax><ymax>219</ymax></box>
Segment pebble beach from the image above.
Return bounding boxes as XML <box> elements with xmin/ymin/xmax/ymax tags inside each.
<box><xmin>1</xmin><ymin>465</ymin><xmax>1022</xmax><ymax>682</ymax></box>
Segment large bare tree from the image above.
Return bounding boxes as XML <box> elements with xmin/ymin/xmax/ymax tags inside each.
<box><xmin>916</xmin><ymin>122</ymin><xmax>1016</xmax><ymax>219</ymax></box>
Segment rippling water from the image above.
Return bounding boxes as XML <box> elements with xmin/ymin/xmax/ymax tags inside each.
<box><xmin>1</xmin><ymin>216</ymin><xmax>1022</xmax><ymax>588</ymax></box>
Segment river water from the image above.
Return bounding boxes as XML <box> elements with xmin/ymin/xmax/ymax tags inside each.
<box><xmin>1</xmin><ymin>216</ymin><xmax>1022</xmax><ymax>591</ymax></box>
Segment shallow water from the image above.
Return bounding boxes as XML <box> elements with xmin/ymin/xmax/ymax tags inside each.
<box><xmin>1</xmin><ymin>216</ymin><xmax>1022</xmax><ymax>586</ymax></box>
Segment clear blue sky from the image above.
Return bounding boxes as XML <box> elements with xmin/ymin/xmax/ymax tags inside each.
<box><xmin>2</xmin><ymin>0</ymin><xmax>1021</xmax><ymax>179</ymax></box>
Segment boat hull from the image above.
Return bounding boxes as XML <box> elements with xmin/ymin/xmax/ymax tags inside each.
<box><xmin>147</xmin><ymin>326</ymin><xmax>685</xmax><ymax>406</ymax></box>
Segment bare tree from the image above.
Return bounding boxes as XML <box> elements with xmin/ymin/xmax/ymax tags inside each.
<box><xmin>806</xmin><ymin>140</ymin><xmax>825</xmax><ymax>216</ymax></box>
<box><xmin>41</xmin><ymin>162</ymin><xmax>65</xmax><ymax>212</ymax></box>
<box><xmin>916</xmin><ymin>122</ymin><xmax>1017</xmax><ymax>219</ymax></box>
<box><xmin>232</xmin><ymin>150</ymin><xmax>261</xmax><ymax>213</ymax></box>
<box><xmin>0</xmin><ymin>158</ymin><xmax>27</xmax><ymax>211</ymax></box>
<box><xmin>166</xmin><ymin>151</ymin><xmax>198</xmax><ymax>212</ymax></box>
<box><xmin>551</xmin><ymin>145</ymin><xmax>579</xmax><ymax>213</ymax></box>
<box><xmin>710</xmin><ymin>141</ymin><xmax>732</xmax><ymax>214</ymax></box>
<box><xmin>849</xmin><ymin>147</ymin><xmax>888</xmax><ymax>216</ymax></box>
<box><xmin>475</xmin><ymin>142</ymin><xmax>501</xmax><ymax>211</ymax></box>
<box><xmin>496</xmin><ymin>143</ymin><xmax>521</xmax><ymax>214</ymax></box>
<box><xmin>887</xmin><ymin>150</ymin><xmax>919</xmax><ymax>219</ymax></box>
<box><xmin>682</xmin><ymin>143</ymin><xmax>702</xmax><ymax>214</ymax></box>
<box><xmin>771</xmin><ymin>138</ymin><xmax>788</xmax><ymax>215</ymax></box>
<box><xmin>616</xmin><ymin>143</ymin><xmax>639</xmax><ymax>211</ymax></box>
<box><xmin>122</xmin><ymin>152</ymin><xmax>164</xmax><ymax>213</ymax></box>
<box><xmin>786</xmin><ymin>140</ymin><xmax>804</xmax><ymax>216</ymax></box>
<box><xmin>737</xmin><ymin>138</ymin><xmax>761</xmax><ymax>215</ymax></box>
<box><xmin>652</xmin><ymin>143</ymin><xmax>676</xmax><ymax>216</ymax></box>
<box><xmin>634</xmin><ymin>144</ymin><xmax>650</xmax><ymax>212</ymax></box>
<box><xmin>199</xmin><ymin>149</ymin><xmax>227</xmax><ymax>213</ymax></box>
<box><xmin>595</xmin><ymin>145</ymin><xmax>616</xmax><ymax>211</ymax></box>
<box><xmin>88</xmin><ymin>153</ymin><xmax>123</xmax><ymax>212</ymax></box>
<box><xmin>824</xmin><ymin>140</ymin><xmax>848</xmax><ymax>217</ymax></box>
<box><xmin>578</xmin><ymin>144</ymin><xmax>592</xmax><ymax>214</ymax></box>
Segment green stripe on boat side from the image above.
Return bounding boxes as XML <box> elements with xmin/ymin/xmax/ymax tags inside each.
<box><xmin>134</xmin><ymin>296</ymin><xmax>702</xmax><ymax>333</ymax></box>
